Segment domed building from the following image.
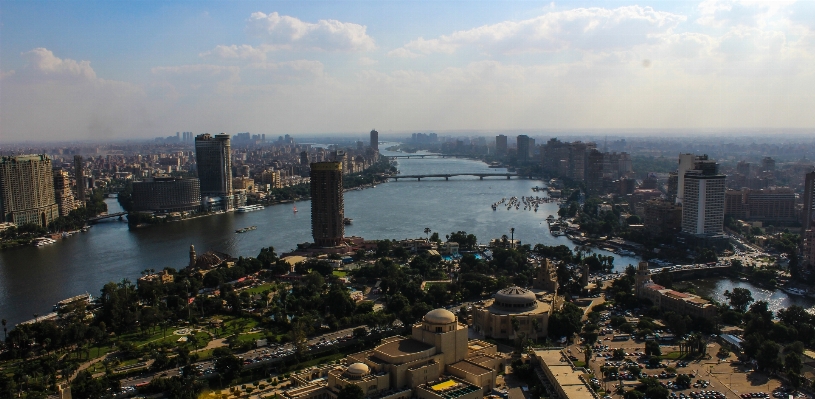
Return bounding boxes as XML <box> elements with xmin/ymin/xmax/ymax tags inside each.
<box><xmin>285</xmin><ymin>308</ymin><xmax>505</xmax><ymax>399</ymax></box>
<box><xmin>471</xmin><ymin>286</ymin><xmax>556</xmax><ymax>340</ymax></box>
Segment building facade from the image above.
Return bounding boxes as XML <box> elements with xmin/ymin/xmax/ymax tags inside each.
<box><xmin>643</xmin><ymin>199</ymin><xmax>682</xmax><ymax>237</ymax></box>
<box><xmin>724</xmin><ymin>188</ymin><xmax>796</xmax><ymax>223</ymax></box>
<box><xmin>370</xmin><ymin>129</ymin><xmax>379</xmax><ymax>151</ymax></box>
<box><xmin>74</xmin><ymin>155</ymin><xmax>86</xmax><ymax>204</ymax></box>
<box><xmin>310</xmin><ymin>162</ymin><xmax>344</xmax><ymax>247</ymax></box>
<box><xmin>195</xmin><ymin>133</ymin><xmax>233</xmax><ymax>211</ymax></box>
<box><xmin>634</xmin><ymin>261</ymin><xmax>716</xmax><ymax>319</ymax></box>
<box><xmin>53</xmin><ymin>169</ymin><xmax>77</xmax><ymax>217</ymax></box>
<box><xmin>495</xmin><ymin>135</ymin><xmax>507</xmax><ymax>156</ymax></box>
<box><xmin>804</xmin><ymin>172</ymin><xmax>815</xmax><ymax>231</ymax></box>
<box><xmin>681</xmin><ymin>168</ymin><xmax>726</xmax><ymax>236</ymax></box>
<box><xmin>132</xmin><ymin>177</ymin><xmax>202</xmax><ymax>213</ymax></box>
<box><xmin>0</xmin><ymin>154</ymin><xmax>60</xmax><ymax>227</ymax></box>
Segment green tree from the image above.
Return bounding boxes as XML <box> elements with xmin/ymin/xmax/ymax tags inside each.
<box><xmin>723</xmin><ymin>288</ymin><xmax>753</xmax><ymax>313</ymax></box>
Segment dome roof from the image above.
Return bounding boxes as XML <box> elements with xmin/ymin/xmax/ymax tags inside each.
<box><xmin>346</xmin><ymin>362</ymin><xmax>370</xmax><ymax>376</ymax></box>
<box><xmin>494</xmin><ymin>286</ymin><xmax>536</xmax><ymax>305</ymax></box>
<box><xmin>424</xmin><ymin>308</ymin><xmax>456</xmax><ymax>324</ymax></box>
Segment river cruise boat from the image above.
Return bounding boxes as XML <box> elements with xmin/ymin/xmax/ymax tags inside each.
<box><xmin>236</xmin><ymin>205</ymin><xmax>265</xmax><ymax>213</ymax></box>
<box><xmin>236</xmin><ymin>226</ymin><xmax>257</xmax><ymax>233</ymax></box>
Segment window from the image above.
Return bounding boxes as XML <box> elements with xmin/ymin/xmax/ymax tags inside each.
<box><xmin>436</xmin><ymin>327</ymin><xmax>442</xmax><ymax>333</ymax></box>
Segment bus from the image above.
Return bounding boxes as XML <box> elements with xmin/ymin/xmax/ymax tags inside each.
<box><xmin>613</xmin><ymin>334</ymin><xmax>631</xmax><ymax>341</ymax></box>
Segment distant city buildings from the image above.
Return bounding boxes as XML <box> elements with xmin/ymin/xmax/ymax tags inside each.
<box><xmin>680</xmin><ymin>156</ymin><xmax>726</xmax><ymax>236</ymax></box>
<box><xmin>804</xmin><ymin>171</ymin><xmax>815</xmax><ymax>231</ymax></box>
<box><xmin>516</xmin><ymin>135</ymin><xmax>530</xmax><ymax>163</ymax></box>
<box><xmin>724</xmin><ymin>187</ymin><xmax>796</xmax><ymax>223</ymax></box>
<box><xmin>0</xmin><ymin>154</ymin><xmax>60</xmax><ymax>227</ymax></box>
<box><xmin>131</xmin><ymin>177</ymin><xmax>202</xmax><ymax>213</ymax></box>
<box><xmin>195</xmin><ymin>133</ymin><xmax>235</xmax><ymax>211</ymax></box>
<box><xmin>310</xmin><ymin>161</ymin><xmax>344</xmax><ymax>247</ymax></box>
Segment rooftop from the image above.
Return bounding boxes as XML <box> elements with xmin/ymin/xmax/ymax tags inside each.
<box><xmin>375</xmin><ymin>338</ymin><xmax>434</xmax><ymax>357</ymax></box>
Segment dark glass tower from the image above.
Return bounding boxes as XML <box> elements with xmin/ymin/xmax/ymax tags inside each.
<box><xmin>310</xmin><ymin>162</ymin><xmax>344</xmax><ymax>247</ymax></box>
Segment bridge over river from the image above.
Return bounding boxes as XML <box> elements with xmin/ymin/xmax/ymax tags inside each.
<box><xmin>390</xmin><ymin>173</ymin><xmax>518</xmax><ymax>181</ymax></box>
<box><xmin>88</xmin><ymin>212</ymin><xmax>127</xmax><ymax>223</ymax></box>
<box><xmin>386</xmin><ymin>154</ymin><xmax>470</xmax><ymax>159</ymax></box>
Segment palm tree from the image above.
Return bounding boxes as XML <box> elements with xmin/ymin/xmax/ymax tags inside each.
<box><xmin>424</xmin><ymin>227</ymin><xmax>431</xmax><ymax>240</ymax></box>
<box><xmin>510</xmin><ymin>227</ymin><xmax>515</xmax><ymax>245</ymax></box>
<box><xmin>584</xmin><ymin>345</ymin><xmax>593</xmax><ymax>366</ymax></box>
<box><xmin>531</xmin><ymin>319</ymin><xmax>540</xmax><ymax>344</ymax></box>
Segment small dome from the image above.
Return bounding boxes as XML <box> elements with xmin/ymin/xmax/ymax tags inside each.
<box><xmin>424</xmin><ymin>308</ymin><xmax>456</xmax><ymax>324</ymax></box>
<box><xmin>493</xmin><ymin>287</ymin><xmax>537</xmax><ymax>310</ymax></box>
<box><xmin>346</xmin><ymin>362</ymin><xmax>369</xmax><ymax>376</ymax></box>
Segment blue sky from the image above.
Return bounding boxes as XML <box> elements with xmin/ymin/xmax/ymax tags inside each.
<box><xmin>1</xmin><ymin>0</ymin><xmax>814</xmax><ymax>141</ymax></box>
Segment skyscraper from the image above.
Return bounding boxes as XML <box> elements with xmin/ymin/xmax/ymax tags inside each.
<box><xmin>804</xmin><ymin>171</ymin><xmax>815</xmax><ymax>231</ymax></box>
<box><xmin>516</xmin><ymin>135</ymin><xmax>530</xmax><ymax>162</ymax></box>
<box><xmin>74</xmin><ymin>155</ymin><xmax>86</xmax><ymax>204</ymax></box>
<box><xmin>0</xmin><ymin>154</ymin><xmax>60</xmax><ymax>227</ymax></box>
<box><xmin>195</xmin><ymin>133</ymin><xmax>234</xmax><ymax>211</ymax></box>
<box><xmin>495</xmin><ymin>135</ymin><xmax>507</xmax><ymax>157</ymax></box>
<box><xmin>310</xmin><ymin>162</ymin><xmax>344</xmax><ymax>247</ymax></box>
<box><xmin>675</xmin><ymin>153</ymin><xmax>695</xmax><ymax>204</ymax></box>
<box><xmin>53</xmin><ymin>169</ymin><xmax>76</xmax><ymax>217</ymax></box>
<box><xmin>370</xmin><ymin>129</ymin><xmax>379</xmax><ymax>151</ymax></box>
<box><xmin>681</xmin><ymin>159</ymin><xmax>726</xmax><ymax>236</ymax></box>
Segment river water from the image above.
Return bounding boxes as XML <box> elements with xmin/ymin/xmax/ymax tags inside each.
<box><xmin>1</xmin><ymin>147</ymin><xmax>768</xmax><ymax>325</ymax></box>
<box><xmin>681</xmin><ymin>278</ymin><xmax>815</xmax><ymax>315</ymax></box>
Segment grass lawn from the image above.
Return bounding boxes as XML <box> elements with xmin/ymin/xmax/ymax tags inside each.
<box><xmin>660</xmin><ymin>351</ymin><xmax>690</xmax><ymax>360</ymax></box>
<box><xmin>245</xmin><ymin>283</ymin><xmax>276</xmax><ymax>295</ymax></box>
<box><xmin>332</xmin><ymin>270</ymin><xmax>347</xmax><ymax>277</ymax></box>
<box><xmin>573</xmin><ymin>361</ymin><xmax>587</xmax><ymax>368</ymax></box>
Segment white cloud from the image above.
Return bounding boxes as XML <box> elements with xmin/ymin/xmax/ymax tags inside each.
<box><xmin>389</xmin><ymin>6</ymin><xmax>685</xmax><ymax>57</ymax></box>
<box><xmin>1</xmin><ymin>48</ymin><xmax>151</xmax><ymax>140</ymax></box>
<box><xmin>199</xmin><ymin>44</ymin><xmax>268</xmax><ymax>61</ymax></box>
<box><xmin>246</xmin><ymin>11</ymin><xmax>376</xmax><ymax>52</ymax></box>
<box><xmin>358</xmin><ymin>56</ymin><xmax>378</xmax><ymax>66</ymax></box>
<box><xmin>21</xmin><ymin>48</ymin><xmax>97</xmax><ymax>80</ymax></box>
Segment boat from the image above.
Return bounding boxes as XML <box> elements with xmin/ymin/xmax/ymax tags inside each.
<box><xmin>33</xmin><ymin>237</ymin><xmax>56</xmax><ymax>247</ymax></box>
<box><xmin>236</xmin><ymin>226</ymin><xmax>257</xmax><ymax>233</ymax></box>
<box><xmin>236</xmin><ymin>204</ymin><xmax>265</xmax><ymax>213</ymax></box>
<box><xmin>344</xmin><ymin>218</ymin><xmax>353</xmax><ymax>225</ymax></box>
<box><xmin>293</xmin><ymin>206</ymin><xmax>298</xmax><ymax>213</ymax></box>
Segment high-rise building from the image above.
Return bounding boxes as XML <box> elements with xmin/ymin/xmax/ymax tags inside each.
<box><xmin>370</xmin><ymin>129</ymin><xmax>379</xmax><ymax>151</ymax></box>
<box><xmin>195</xmin><ymin>133</ymin><xmax>233</xmax><ymax>211</ymax></box>
<box><xmin>53</xmin><ymin>169</ymin><xmax>76</xmax><ymax>217</ymax></box>
<box><xmin>495</xmin><ymin>135</ymin><xmax>507</xmax><ymax>156</ymax></box>
<box><xmin>0</xmin><ymin>154</ymin><xmax>60</xmax><ymax>227</ymax></box>
<box><xmin>803</xmin><ymin>228</ymin><xmax>815</xmax><ymax>267</ymax></box>
<box><xmin>74</xmin><ymin>155</ymin><xmax>86</xmax><ymax>204</ymax></box>
<box><xmin>516</xmin><ymin>135</ymin><xmax>530</xmax><ymax>162</ymax></box>
<box><xmin>132</xmin><ymin>177</ymin><xmax>202</xmax><ymax>213</ymax></box>
<box><xmin>310</xmin><ymin>162</ymin><xmax>344</xmax><ymax>247</ymax></box>
<box><xmin>804</xmin><ymin>171</ymin><xmax>815</xmax><ymax>231</ymax></box>
<box><xmin>675</xmin><ymin>153</ymin><xmax>695</xmax><ymax>204</ymax></box>
<box><xmin>725</xmin><ymin>188</ymin><xmax>796</xmax><ymax>223</ymax></box>
<box><xmin>681</xmin><ymin>165</ymin><xmax>726</xmax><ymax>236</ymax></box>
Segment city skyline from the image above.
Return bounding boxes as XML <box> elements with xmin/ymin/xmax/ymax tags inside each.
<box><xmin>2</xmin><ymin>1</ymin><xmax>815</xmax><ymax>141</ymax></box>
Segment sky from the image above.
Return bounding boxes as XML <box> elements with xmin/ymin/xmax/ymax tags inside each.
<box><xmin>1</xmin><ymin>0</ymin><xmax>814</xmax><ymax>141</ymax></box>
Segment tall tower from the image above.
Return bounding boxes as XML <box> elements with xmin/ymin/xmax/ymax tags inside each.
<box><xmin>370</xmin><ymin>129</ymin><xmax>379</xmax><ymax>151</ymax></box>
<box><xmin>195</xmin><ymin>133</ymin><xmax>234</xmax><ymax>211</ymax></box>
<box><xmin>74</xmin><ymin>155</ymin><xmax>86</xmax><ymax>204</ymax></box>
<box><xmin>635</xmin><ymin>261</ymin><xmax>651</xmax><ymax>296</ymax></box>
<box><xmin>516</xmin><ymin>135</ymin><xmax>530</xmax><ymax>162</ymax></box>
<box><xmin>189</xmin><ymin>244</ymin><xmax>196</xmax><ymax>268</ymax></box>
<box><xmin>675</xmin><ymin>153</ymin><xmax>695</xmax><ymax>204</ymax></box>
<box><xmin>681</xmin><ymin>161</ymin><xmax>726</xmax><ymax>236</ymax></box>
<box><xmin>53</xmin><ymin>169</ymin><xmax>76</xmax><ymax>217</ymax></box>
<box><xmin>310</xmin><ymin>162</ymin><xmax>344</xmax><ymax>247</ymax></box>
<box><xmin>495</xmin><ymin>135</ymin><xmax>508</xmax><ymax>157</ymax></box>
<box><xmin>803</xmin><ymin>171</ymin><xmax>815</xmax><ymax>231</ymax></box>
<box><xmin>0</xmin><ymin>154</ymin><xmax>60</xmax><ymax>227</ymax></box>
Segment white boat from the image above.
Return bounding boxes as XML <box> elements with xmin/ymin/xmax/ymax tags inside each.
<box><xmin>33</xmin><ymin>237</ymin><xmax>56</xmax><ymax>247</ymax></box>
<box><xmin>236</xmin><ymin>205</ymin><xmax>265</xmax><ymax>213</ymax></box>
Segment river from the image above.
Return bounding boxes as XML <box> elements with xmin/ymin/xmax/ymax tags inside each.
<box><xmin>680</xmin><ymin>278</ymin><xmax>815</xmax><ymax>316</ymax></box>
<box><xmin>0</xmin><ymin>147</ymin><xmax>656</xmax><ymax>325</ymax></box>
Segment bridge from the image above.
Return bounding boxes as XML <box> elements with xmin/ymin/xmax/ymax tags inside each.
<box><xmin>390</xmin><ymin>173</ymin><xmax>517</xmax><ymax>181</ymax></box>
<box><xmin>88</xmin><ymin>212</ymin><xmax>127</xmax><ymax>223</ymax></box>
<box><xmin>386</xmin><ymin>154</ymin><xmax>469</xmax><ymax>159</ymax></box>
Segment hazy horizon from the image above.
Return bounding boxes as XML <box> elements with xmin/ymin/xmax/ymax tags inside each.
<box><xmin>2</xmin><ymin>1</ymin><xmax>815</xmax><ymax>141</ymax></box>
